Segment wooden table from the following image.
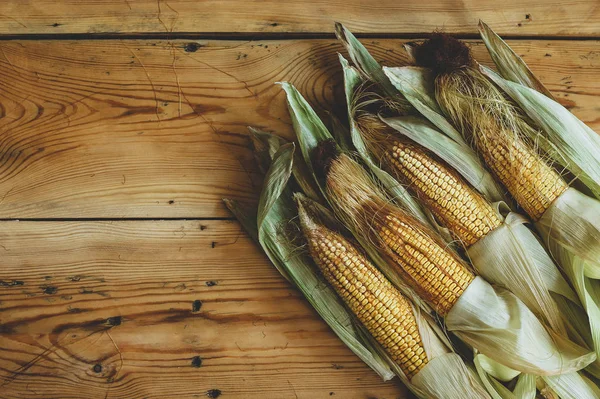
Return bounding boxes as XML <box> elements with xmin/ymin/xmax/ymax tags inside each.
<box><xmin>0</xmin><ymin>2</ymin><xmax>598</xmax><ymax>398</ymax></box>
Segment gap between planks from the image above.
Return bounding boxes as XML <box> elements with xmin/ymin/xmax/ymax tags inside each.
<box><xmin>0</xmin><ymin>32</ymin><xmax>600</xmax><ymax>42</ymax></box>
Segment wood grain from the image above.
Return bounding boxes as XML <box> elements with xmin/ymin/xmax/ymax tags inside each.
<box><xmin>0</xmin><ymin>38</ymin><xmax>598</xmax><ymax>218</ymax></box>
<box><xmin>0</xmin><ymin>220</ymin><xmax>406</xmax><ymax>398</ymax></box>
<box><xmin>0</xmin><ymin>1</ymin><xmax>599</xmax><ymax>37</ymax></box>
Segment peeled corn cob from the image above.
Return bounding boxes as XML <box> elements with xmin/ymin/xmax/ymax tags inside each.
<box><xmin>298</xmin><ymin>204</ymin><xmax>428</xmax><ymax>379</ymax></box>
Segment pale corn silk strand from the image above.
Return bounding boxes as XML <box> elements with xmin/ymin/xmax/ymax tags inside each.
<box><xmin>351</xmin><ymin>85</ymin><xmax>572</xmax><ymax>336</ymax></box>
<box><xmin>320</xmin><ymin>150</ymin><xmax>596</xmax><ymax>375</ymax></box>
<box><xmin>297</xmin><ymin>203</ymin><xmax>491</xmax><ymax>399</ymax></box>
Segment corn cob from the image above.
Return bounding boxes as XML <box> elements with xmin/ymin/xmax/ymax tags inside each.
<box><xmin>298</xmin><ymin>205</ymin><xmax>428</xmax><ymax>379</ymax></box>
<box><xmin>357</xmin><ymin>114</ymin><xmax>502</xmax><ymax>246</ymax></box>
<box><xmin>319</xmin><ymin>143</ymin><xmax>476</xmax><ymax>316</ymax></box>
<box><xmin>374</xmin><ymin>209</ymin><xmax>475</xmax><ymax>315</ymax></box>
<box><xmin>473</xmin><ymin>123</ymin><xmax>568</xmax><ymax>221</ymax></box>
<box><xmin>422</xmin><ymin>47</ymin><xmax>569</xmax><ymax>221</ymax></box>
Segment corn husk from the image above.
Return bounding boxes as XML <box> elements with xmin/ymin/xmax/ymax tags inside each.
<box><xmin>477</xmin><ymin>20</ymin><xmax>553</xmax><ymax>99</ymax></box>
<box><xmin>481</xmin><ymin>65</ymin><xmax>600</xmax><ymax>200</ymax></box>
<box><xmin>447</xmin><ymin>276</ymin><xmax>595</xmax><ymax>375</ymax></box>
<box><xmin>249</xmin><ymin>127</ymin><xmax>323</xmax><ymax>204</ymax></box>
<box><xmin>536</xmin><ymin>188</ymin><xmax>600</xmax><ymax>367</ymax></box>
<box><xmin>225</xmin><ymin>143</ymin><xmax>395</xmax><ymax>380</ymax></box>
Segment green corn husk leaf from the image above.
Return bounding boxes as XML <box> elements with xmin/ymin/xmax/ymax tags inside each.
<box><xmin>382</xmin><ymin>66</ymin><xmax>505</xmax><ymax>203</ymax></box>
<box><xmin>328</xmin><ymin>111</ymin><xmax>353</xmax><ymax>152</ymax></box>
<box><xmin>249</xmin><ymin>127</ymin><xmax>323</xmax><ymax>203</ymax></box>
<box><xmin>229</xmin><ymin>143</ymin><xmax>395</xmax><ymax>381</ymax></box>
<box><xmin>339</xmin><ymin>55</ymin><xmax>430</xmax><ymax>225</ymax></box>
<box><xmin>249</xmin><ymin>126</ymin><xmax>288</xmax><ymax>173</ymax></box>
<box><xmin>383</xmin><ymin>65</ymin><xmax>464</xmax><ymax>143</ymax></box>
<box><xmin>481</xmin><ymin>66</ymin><xmax>600</xmax><ymax>200</ymax></box>
<box><xmin>279</xmin><ymin>80</ymin><xmax>432</xmax><ymax>314</ymax></box>
<box><xmin>478</xmin><ymin>20</ymin><xmax>553</xmax><ymax>99</ymax></box>
<box><xmin>334</xmin><ymin>22</ymin><xmax>404</xmax><ymax>101</ymax></box>
<box><xmin>513</xmin><ymin>374</ymin><xmax>537</xmax><ymax>399</ymax></box>
<box><xmin>446</xmin><ymin>276</ymin><xmax>596</xmax><ymax>376</ymax></box>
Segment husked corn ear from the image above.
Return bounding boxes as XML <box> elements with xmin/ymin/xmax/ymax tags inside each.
<box><xmin>387</xmin><ymin>139</ymin><xmax>502</xmax><ymax>246</ymax></box>
<box><xmin>478</xmin><ymin>131</ymin><xmax>568</xmax><ymax>221</ymax></box>
<box><xmin>373</xmin><ymin>210</ymin><xmax>475</xmax><ymax>316</ymax></box>
<box><xmin>303</xmin><ymin>220</ymin><xmax>428</xmax><ymax>379</ymax></box>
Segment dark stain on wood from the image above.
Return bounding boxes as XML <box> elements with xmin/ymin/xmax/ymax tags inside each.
<box><xmin>0</xmin><ymin>280</ymin><xmax>24</xmax><ymax>287</ymax></box>
<box><xmin>206</xmin><ymin>389</ymin><xmax>222</xmax><ymax>398</ymax></box>
<box><xmin>41</xmin><ymin>285</ymin><xmax>58</xmax><ymax>294</ymax></box>
<box><xmin>191</xmin><ymin>356</ymin><xmax>202</xmax><ymax>368</ymax></box>
<box><xmin>184</xmin><ymin>43</ymin><xmax>203</xmax><ymax>52</ymax></box>
<box><xmin>192</xmin><ymin>300</ymin><xmax>202</xmax><ymax>312</ymax></box>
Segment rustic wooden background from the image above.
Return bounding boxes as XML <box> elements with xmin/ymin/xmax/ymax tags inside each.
<box><xmin>0</xmin><ymin>1</ymin><xmax>599</xmax><ymax>398</ymax></box>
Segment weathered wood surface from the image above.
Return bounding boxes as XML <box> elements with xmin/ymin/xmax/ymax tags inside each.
<box><xmin>0</xmin><ymin>220</ymin><xmax>405</xmax><ymax>398</ymax></box>
<box><xmin>0</xmin><ymin>1</ymin><xmax>599</xmax><ymax>37</ymax></box>
<box><xmin>0</xmin><ymin>38</ymin><xmax>598</xmax><ymax>218</ymax></box>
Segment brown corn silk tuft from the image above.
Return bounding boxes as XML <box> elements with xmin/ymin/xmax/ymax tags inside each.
<box><xmin>315</xmin><ymin>143</ymin><xmax>475</xmax><ymax>316</ymax></box>
<box><xmin>354</xmin><ymin>106</ymin><xmax>502</xmax><ymax>247</ymax></box>
<box><xmin>297</xmin><ymin>205</ymin><xmax>428</xmax><ymax>379</ymax></box>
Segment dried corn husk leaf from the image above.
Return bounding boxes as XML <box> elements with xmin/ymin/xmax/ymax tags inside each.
<box><xmin>481</xmin><ymin>66</ymin><xmax>600</xmax><ymax>200</ymax></box>
<box><xmin>536</xmin><ymin>188</ymin><xmax>600</xmax><ymax>368</ymax></box>
<box><xmin>477</xmin><ymin>354</ymin><xmax>521</xmax><ymax>382</ymax></box>
<box><xmin>446</xmin><ymin>276</ymin><xmax>596</xmax><ymax>376</ymax></box>
<box><xmin>411</xmin><ymin>353</ymin><xmax>491</xmax><ymax>399</ymax></box>
<box><xmin>467</xmin><ymin>212</ymin><xmax>581</xmax><ymax>336</ymax></box>
<box><xmin>334</xmin><ymin>22</ymin><xmax>407</xmax><ymax>104</ymax></box>
<box><xmin>382</xmin><ymin>66</ymin><xmax>505</xmax><ymax>202</ymax></box>
<box><xmin>543</xmin><ymin>372</ymin><xmax>600</xmax><ymax>399</ymax></box>
<box><xmin>226</xmin><ymin>143</ymin><xmax>395</xmax><ymax>380</ymax></box>
<box><xmin>474</xmin><ymin>354</ymin><xmax>518</xmax><ymax>399</ymax></box>
<box><xmin>249</xmin><ymin>127</ymin><xmax>323</xmax><ymax>203</ymax></box>
<box><xmin>280</xmin><ymin>80</ymin><xmax>432</xmax><ymax>313</ymax></box>
<box><xmin>513</xmin><ymin>374</ymin><xmax>537</xmax><ymax>399</ymax></box>
<box><xmin>478</xmin><ymin>20</ymin><xmax>553</xmax><ymax>99</ymax></box>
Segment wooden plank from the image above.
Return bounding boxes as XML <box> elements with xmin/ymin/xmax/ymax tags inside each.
<box><xmin>0</xmin><ymin>38</ymin><xmax>599</xmax><ymax>218</ymax></box>
<box><xmin>0</xmin><ymin>220</ymin><xmax>406</xmax><ymax>398</ymax></box>
<box><xmin>0</xmin><ymin>1</ymin><xmax>599</xmax><ymax>37</ymax></box>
